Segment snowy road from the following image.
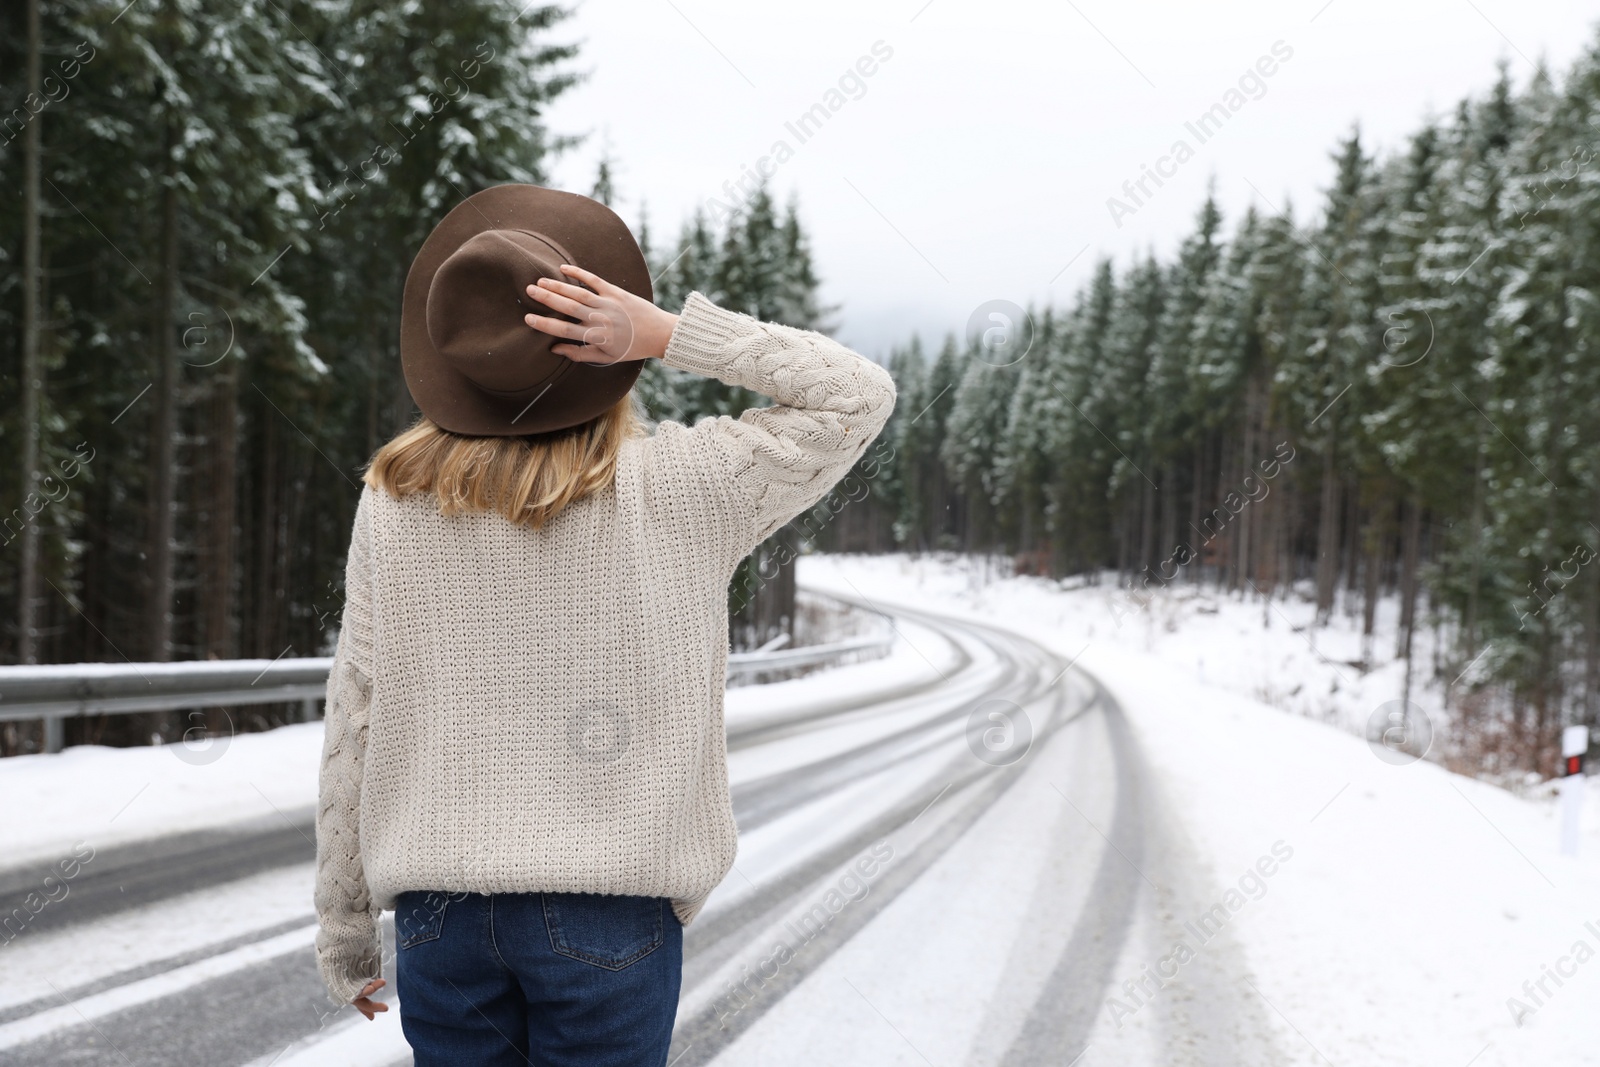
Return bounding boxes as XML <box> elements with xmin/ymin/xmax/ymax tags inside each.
<box><xmin>0</xmin><ymin>590</ymin><xmax>1280</xmax><ymax>1066</ymax></box>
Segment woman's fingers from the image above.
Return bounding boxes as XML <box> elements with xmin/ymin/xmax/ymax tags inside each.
<box><xmin>532</xmin><ymin>276</ymin><xmax>600</xmax><ymax>306</ymax></box>
<box><xmin>352</xmin><ymin>978</ymin><xmax>388</xmax><ymax>1021</ymax></box>
<box><xmin>523</xmin><ymin>312</ymin><xmax>591</xmax><ymax>341</ymax></box>
<box><xmin>558</xmin><ymin>263</ymin><xmax>616</xmax><ymax>294</ymax></box>
<box><xmin>552</xmin><ymin>341</ymin><xmax>620</xmax><ymax>365</ymax></box>
<box><xmin>353</xmin><ymin>997</ymin><xmax>388</xmax><ymax>1020</ymax></box>
<box><xmin>524</xmin><ymin>282</ymin><xmax>593</xmax><ymax>319</ymax></box>
<box><xmin>525</xmin><ymin>270</ymin><xmax>630</xmax><ymax>361</ymax></box>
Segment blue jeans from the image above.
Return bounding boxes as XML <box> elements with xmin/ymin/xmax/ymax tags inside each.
<box><xmin>394</xmin><ymin>890</ymin><xmax>683</xmax><ymax>1067</ymax></box>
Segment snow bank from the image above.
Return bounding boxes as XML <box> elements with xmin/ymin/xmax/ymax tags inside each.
<box><xmin>0</xmin><ymin>722</ymin><xmax>323</xmax><ymax>869</ymax></box>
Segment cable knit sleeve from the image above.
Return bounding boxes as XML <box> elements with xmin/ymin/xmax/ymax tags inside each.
<box><xmin>659</xmin><ymin>291</ymin><xmax>897</xmax><ymax>547</ymax></box>
<box><xmin>314</xmin><ymin>489</ymin><xmax>381</xmax><ymax>1005</ymax></box>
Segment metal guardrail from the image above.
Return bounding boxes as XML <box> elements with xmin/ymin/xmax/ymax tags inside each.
<box><xmin>0</xmin><ymin>633</ymin><xmax>894</xmax><ymax>753</ymax></box>
<box><xmin>724</xmin><ymin>633</ymin><xmax>891</xmax><ymax>682</ymax></box>
<box><xmin>0</xmin><ymin>658</ymin><xmax>335</xmax><ymax>754</ymax></box>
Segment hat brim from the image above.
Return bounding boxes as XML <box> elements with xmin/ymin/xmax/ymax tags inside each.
<box><xmin>401</xmin><ymin>184</ymin><xmax>650</xmax><ymax>436</ymax></box>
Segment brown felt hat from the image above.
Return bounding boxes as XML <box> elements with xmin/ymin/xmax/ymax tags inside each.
<box><xmin>401</xmin><ymin>184</ymin><xmax>650</xmax><ymax>436</ymax></box>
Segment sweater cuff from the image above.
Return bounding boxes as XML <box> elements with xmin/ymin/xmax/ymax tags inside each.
<box><xmin>661</xmin><ymin>292</ymin><xmax>756</xmax><ymax>378</ymax></box>
<box><xmin>317</xmin><ymin>921</ymin><xmax>382</xmax><ymax>1005</ymax></box>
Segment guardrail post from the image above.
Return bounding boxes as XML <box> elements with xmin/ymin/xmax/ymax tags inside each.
<box><xmin>301</xmin><ymin>697</ymin><xmax>318</xmax><ymax>722</ymax></box>
<box><xmin>43</xmin><ymin>715</ymin><xmax>64</xmax><ymax>755</ymax></box>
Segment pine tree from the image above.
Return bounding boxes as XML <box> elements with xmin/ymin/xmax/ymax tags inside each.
<box><xmin>941</xmin><ymin>340</ymin><xmax>1022</xmax><ymax>551</ymax></box>
<box><xmin>1095</xmin><ymin>255</ymin><xmax>1164</xmax><ymax>577</ymax></box>
<box><xmin>1144</xmin><ymin>195</ymin><xmax>1224</xmax><ymax>578</ymax></box>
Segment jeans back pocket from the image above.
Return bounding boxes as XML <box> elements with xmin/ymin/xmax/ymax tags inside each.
<box><xmin>395</xmin><ymin>890</ymin><xmax>454</xmax><ymax>949</ymax></box>
<box><xmin>542</xmin><ymin>893</ymin><xmax>665</xmax><ymax>970</ymax></box>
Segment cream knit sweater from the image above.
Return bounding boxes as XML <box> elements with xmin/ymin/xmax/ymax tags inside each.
<box><xmin>313</xmin><ymin>292</ymin><xmax>896</xmax><ymax>1003</ymax></box>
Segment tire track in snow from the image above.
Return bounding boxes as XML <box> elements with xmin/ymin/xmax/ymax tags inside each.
<box><xmin>0</xmin><ymin>809</ymin><xmax>315</xmax><ymax>938</ymax></box>
<box><xmin>729</xmin><ymin>618</ymin><xmax>1020</xmax><ymax>832</ymax></box>
<box><xmin>669</xmin><ymin>602</ymin><xmax>1097</xmax><ymax>1065</ymax></box>
<box><xmin>1001</xmin><ymin>673</ymin><xmax>1147</xmax><ymax>1063</ymax></box>
<box><xmin>680</xmin><ymin>609</ymin><xmax>1055</xmax><ymax>994</ymax></box>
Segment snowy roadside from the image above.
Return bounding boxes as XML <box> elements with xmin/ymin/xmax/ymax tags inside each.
<box><xmin>802</xmin><ymin>553</ymin><xmax>1600</xmax><ymax>1067</ymax></box>
<box><xmin>0</xmin><ymin>722</ymin><xmax>324</xmax><ymax>872</ymax></box>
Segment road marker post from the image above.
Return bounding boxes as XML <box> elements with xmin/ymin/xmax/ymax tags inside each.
<box><xmin>1561</xmin><ymin>724</ymin><xmax>1588</xmax><ymax>857</ymax></box>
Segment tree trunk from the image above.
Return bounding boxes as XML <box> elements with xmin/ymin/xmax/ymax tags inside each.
<box><xmin>1236</xmin><ymin>376</ymin><xmax>1265</xmax><ymax>592</ymax></box>
<box><xmin>1464</xmin><ymin>429</ymin><xmax>1486</xmax><ymax>658</ymax></box>
<box><xmin>1313</xmin><ymin>440</ymin><xmax>1339</xmax><ymax>624</ymax></box>
<box><xmin>253</xmin><ymin>412</ymin><xmax>279</xmax><ymax>657</ymax></box>
<box><xmin>1585</xmin><ymin>485</ymin><xmax>1600</xmax><ymax>730</ymax></box>
<box><xmin>1361</xmin><ymin>497</ymin><xmax>1392</xmax><ymax>667</ymax></box>
<box><xmin>1341</xmin><ymin>480</ymin><xmax>1362</xmax><ymax>619</ymax></box>
<box><xmin>203</xmin><ymin>364</ymin><xmax>239</xmax><ymax>659</ymax></box>
<box><xmin>1138</xmin><ymin>471</ymin><xmax>1155</xmax><ymax>577</ymax></box>
<box><xmin>1398</xmin><ymin>494</ymin><xmax>1423</xmax><ymax>704</ymax></box>
<box><xmin>1158</xmin><ymin>461</ymin><xmax>1177</xmax><ymax>572</ymax></box>
<box><xmin>1120</xmin><ymin>489</ymin><xmax>1132</xmax><ymax>575</ymax></box>
<box><xmin>16</xmin><ymin>0</ymin><xmax>42</xmax><ymax>666</ymax></box>
<box><xmin>1396</xmin><ymin>496</ymin><xmax>1422</xmax><ymax>654</ymax></box>
<box><xmin>146</xmin><ymin>119</ymin><xmax>181</xmax><ymax>663</ymax></box>
<box><xmin>1280</xmin><ymin>470</ymin><xmax>1300</xmax><ymax>590</ymax></box>
<box><xmin>1215</xmin><ymin>430</ymin><xmax>1236</xmax><ymax>590</ymax></box>
<box><xmin>1234</xmin><ymin>434</ymin><xmax>1252</xmax><ymax>592</ymax></box>
<box><xmin>1255</xmin><ymin>444</ymin><xmax>1283</xmax><ymax>594</ymax></box>
<box><xmin>197</xmin><ymin>363</ymin><xmax>239</xmax><ymax>734</ymax></box>
<box><xmin>1189</xmin><ymin>445</ymin><xmax>1203</xmax><ymax>583</ymax></box>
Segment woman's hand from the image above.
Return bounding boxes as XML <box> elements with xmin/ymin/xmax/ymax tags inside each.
<box><xmin>352</xmin><ymin>978</ymin><xmax>388</xmax><ymax>1021</ymax></box>
<box><xmin>523</xmin><ymin>264</ymin><xmax>679</xmax><ymax>364</ymax></box>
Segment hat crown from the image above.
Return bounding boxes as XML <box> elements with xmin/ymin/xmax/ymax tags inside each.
<box><xmin>425</xmin><ymin>229</ymin><xmax>573</xmax><ymax>396</ymax></box>
<box><xmin>401</xmin><ymin>184</ymin><xmax>649</xmax><ymax>436</ymax></box>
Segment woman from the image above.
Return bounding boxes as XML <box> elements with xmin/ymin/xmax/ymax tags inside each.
<box><xmin>312</xmin><ymin>185</ymin><xmax>895</xmax><ymax>1067</ymax></box>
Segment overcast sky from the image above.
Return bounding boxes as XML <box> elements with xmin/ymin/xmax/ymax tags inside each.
<box><xmin>539</xmin><ymin>0</ymin><xmax>1599</xmax><ymax>360</ymax></box>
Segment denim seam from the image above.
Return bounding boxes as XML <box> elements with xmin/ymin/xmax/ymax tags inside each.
<box><xmin>489</xmin><ymin>895</ymin><xmax>513</xmax><ymax>974</ymax></box>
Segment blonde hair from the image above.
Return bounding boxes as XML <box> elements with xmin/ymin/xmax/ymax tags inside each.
<box><xmin>365</xmin><ymin>394</ymin><xmax>646</xmax><ymax>529</ymax></box>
